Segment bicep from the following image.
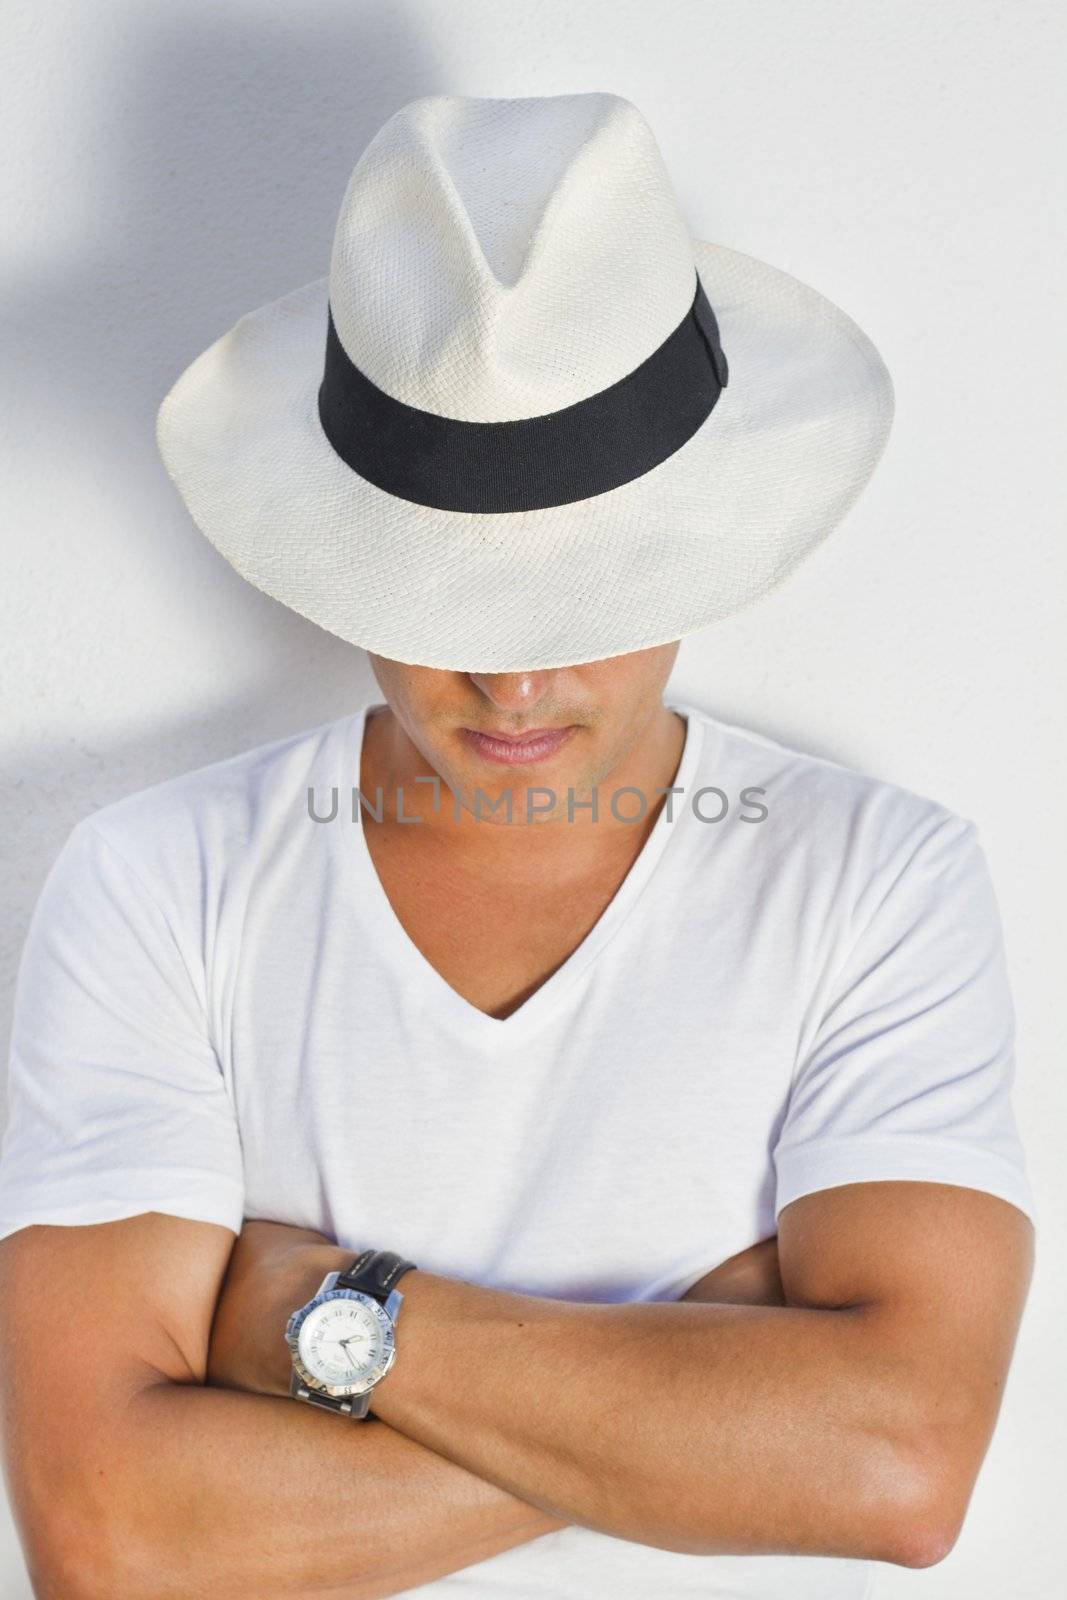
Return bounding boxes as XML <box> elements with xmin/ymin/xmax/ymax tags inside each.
<box><xmin>778</xmin><ymin>1179</ymin><xmax>1035</xmax><ymax>1524</ymax></box>
<box><xmin>0</xmin><ymin>1213</ymin><xmax>235</xmax><ymax>1574</ymax></box>
<box><xmin>0</xmin><ymin>1211</ymin><xmax>235</xmax><ymax>1393</ymax></box>
<box><xmin>770</xmin><ymin>813</ymin><xmax>1038</xmax><ymax>1530</ymax></box>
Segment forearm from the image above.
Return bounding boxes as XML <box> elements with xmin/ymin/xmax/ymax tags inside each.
<box><xmin>193</xmin><ymin>1228</ymin><xmax>787</xmax><ymax>1599</ymax></box>
<box><xmin>57</xmin><ymin>1379</ymin><xmax>561</xmax><ymax>1600</ymax></box>
<box><xmin>370</xmin><ymin>1270</ymin><xmax>935</xmax><ymax>1565</ymax></box>
<box><xmin>185</xmin><ymin>1231</ymin><xmax>564</xmax><ymax>1600</ymax></box>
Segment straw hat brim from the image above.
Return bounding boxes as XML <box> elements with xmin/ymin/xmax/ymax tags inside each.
<box><xmin>155</xmin><ymin>238</ymin><xmax>894</xmax><ymax>672</ymax></box>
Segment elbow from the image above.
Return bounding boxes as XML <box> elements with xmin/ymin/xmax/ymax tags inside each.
<box><xmin>859</xmin><ymin>1432</ymin><xmax>969</xmax><ymax>1570</ymax></box>
<box><xmin>867</xmin><ymin>1510</ymin><xmax>962</xmax><ymax>1571</ymax></box>
<box><xmin>14</xmin><ymin>1422</ymin><xmax>183</xmax><ymax>1600</ymax></box>
<box><xmin>890</xmin><ymin>1475</ymin><xmax>968</xmax><ymax>1571</ymax></box>
<box><xmin>23</xmin><ymin>1542</ymin><xmax>101</xmax><ymax>1600</ymax></box>
<box><xmin>25</xmin><ymin>1513</ymin><xmax>160</xmax><ymax>1600</ymax></box>
<box><xmin>883</xmin><ymin>1503</ymin><xmax>964</xmax><ymax>1570</ymax></box>
<box><xmin>895</xmin><ymin>1521</ymin><xmax>964</xmax><ymax>1570</ymax></box>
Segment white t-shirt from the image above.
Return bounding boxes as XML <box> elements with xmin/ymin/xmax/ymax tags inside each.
<box><xmin>0</xmin><ymin>699</ymin><xmax>1037</xmax><ymax>1599</ymax></box>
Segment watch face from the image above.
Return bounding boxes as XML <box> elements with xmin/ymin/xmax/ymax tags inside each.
<box><xmin>293</xmin><ymin>1290</ymin><xmax>395</xmax><ymax>1396</ymax></box>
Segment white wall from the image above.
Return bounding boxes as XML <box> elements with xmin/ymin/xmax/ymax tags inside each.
<box><xmin>1</xmin><ymin>2</ymin><xmax>1063</xmax><ymax>1594</ymax></box>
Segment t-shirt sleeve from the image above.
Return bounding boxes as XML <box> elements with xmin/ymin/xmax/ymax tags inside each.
<box><xmin>773</xmin><ymin>812</ymin><xmax>1038</xmax><ymax>1228</ymax></box>
<box><xmin>0</xmin><ymin>817</ymin><xmax>245</xmax><ymax>1244</ymax></box>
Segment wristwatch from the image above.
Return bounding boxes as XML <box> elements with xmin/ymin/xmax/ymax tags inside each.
<box><xmin>285</xmin><ymin>1248</ymin><xmax>418</xmax><ymax>1418</ymax></box>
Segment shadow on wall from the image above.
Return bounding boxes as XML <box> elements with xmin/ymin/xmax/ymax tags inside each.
<box><xmin>1</xmin><ymin>4</ymin><xmax>447</xmax><ymax>1038</ymax></box>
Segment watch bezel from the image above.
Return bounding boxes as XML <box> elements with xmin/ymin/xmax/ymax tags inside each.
<box><xmin>286</xmin><ymin>1285</ymin><xmax>397</xmax><ymax>1398</ymax></box>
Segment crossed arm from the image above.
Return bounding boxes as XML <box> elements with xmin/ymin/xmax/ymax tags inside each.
<box><xmin>0</xmin><ymin>1181</ymin><xmax>1033</xmax><ymax>1599</ymax></box>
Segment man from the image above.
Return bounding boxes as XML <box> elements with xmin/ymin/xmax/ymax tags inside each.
<box><xmin>0</xmin><ymin>92</ymin><xmax>1036</xmax><ymax>1599</ymax></box>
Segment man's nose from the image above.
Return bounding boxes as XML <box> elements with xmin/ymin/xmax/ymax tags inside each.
<box><xmin>467</xmin><ymin>672</ymin><xmax>556</xmax><ymax>712</ymax></box>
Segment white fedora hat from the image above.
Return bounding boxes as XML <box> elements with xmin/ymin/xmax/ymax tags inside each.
<box><xmin>155</xmin><ymin>91</ymin><xmax>894</xmax><ymax>673</ymax></box>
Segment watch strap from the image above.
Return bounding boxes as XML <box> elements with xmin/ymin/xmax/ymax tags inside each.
<box><xmin>290</xmin><ymin>1374</ymin><xmax>374</xmax><ymax>1419</ymax></box>
<box><xmin>336</xmin><ymin>1248</ymin><xmax>418</xmax><ymax>1305</ymax></box>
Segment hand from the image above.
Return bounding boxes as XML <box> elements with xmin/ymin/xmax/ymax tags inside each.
<box><xmin>679</xmin><ymin>1234</ymin><xmax>785</xmax><ymax>1307</ymax></box>
<box><xmin>206</xmin><ymin>1218</ymin><xmax>353</xmax><ymax>1399</ymax></box>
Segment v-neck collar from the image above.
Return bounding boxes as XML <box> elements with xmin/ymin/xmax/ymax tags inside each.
<box><xmin>340</xmin><ymin>699</ymin><xmax>705</xmax><ymax>1040</ymax></box>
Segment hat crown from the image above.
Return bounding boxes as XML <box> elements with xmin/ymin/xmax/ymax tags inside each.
<box><xmin>327</xmin><ymin>92</ymin><xmax>698</xmax><ymax>421</ymax></box>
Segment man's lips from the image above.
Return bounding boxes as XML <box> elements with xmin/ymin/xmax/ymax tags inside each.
<box><xmin>459</xmin><ymin>724</ymin><xmax>578</xmax><ymax>765</ymax></box>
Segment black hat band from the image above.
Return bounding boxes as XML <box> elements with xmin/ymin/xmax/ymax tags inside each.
<box><xmin>317</xmin><ymin>269</ymin><xmax>729</xmax><ymax>514</ymax></box>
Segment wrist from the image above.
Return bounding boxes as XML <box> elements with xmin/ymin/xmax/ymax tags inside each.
<box><xmin>211</xmin><ymin>1238</ymin><xmax>351</xmax><ymax>1398</ymax></box>
<box><xmin>286</xmin><ymin>1239</ymin><xmax>353</xmax><ymax>1295</ymax></box>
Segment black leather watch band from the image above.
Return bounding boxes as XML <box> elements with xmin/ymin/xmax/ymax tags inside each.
<box><xmin>336</xmin><ymin>1248</ymin><xmax>418</xmax><ymax>1304</ymax></box>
